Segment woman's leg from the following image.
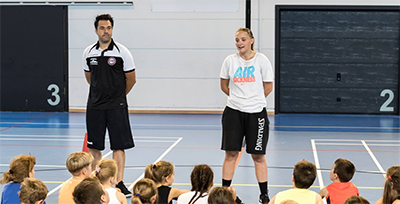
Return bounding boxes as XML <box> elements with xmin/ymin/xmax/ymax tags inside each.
<box><xmin>252</xmin><ymin>154</ymin><xmax>270</xmax><ymax>203</ymax></box>
<box><xmin>222</xmin><ymin>151</ymin><xmax>240</xmax><ymax>181</ymax></box>
<box><xmin>251</xmin><ymin>154</ymin><xmax>268</xmax><ymax>182</ymax></box>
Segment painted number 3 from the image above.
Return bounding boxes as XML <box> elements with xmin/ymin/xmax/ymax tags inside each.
<box><xmin>47</xmin><ymin>84</ymin><xmax>60</xmax><ymax>106</ymax></box>
<box><xmin>380</xmin><ymin>89</ymin><xmax>394</xmax><ymax>112</ymax></box>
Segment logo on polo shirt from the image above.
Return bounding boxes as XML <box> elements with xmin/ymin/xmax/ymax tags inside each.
<box><xmin>90</xmin><ymin>58</ymin><xmax>98</xmax><ymax>65</ymax></box>
<box><xmin>108</xmin><ymin>57</ymin><xmax>116</xmax><ymax>66</ymax></box>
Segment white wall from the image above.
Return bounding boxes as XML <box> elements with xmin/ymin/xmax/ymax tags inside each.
<box><xmin>68</xmin><ymin>0</ymin><xmax>400</xmax><ymax>112</ymax></box>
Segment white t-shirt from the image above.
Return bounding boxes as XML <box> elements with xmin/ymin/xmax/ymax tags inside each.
<box><xmin>220</xmin><ymin>52</ymin><xmax>273</xmax><ymax>113</ymax></box>
<box><xmin>177</xmin><ymin>191</ymin><xmax>208</xmax><ymax>204</ymax></box>
<box><xmin>105</xmin><ymin>188</ymin><xmax>122</xmax><ymax>204</ymax></box>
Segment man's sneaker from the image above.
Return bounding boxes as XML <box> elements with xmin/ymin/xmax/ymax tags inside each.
<box><xmin>259</xmin><ymin>194</ymin><xmax>270</xmax><ymax>204</ymax></box>
<box><xmin>235</xmin><ymin>195</ymin><xmax>244</xmax><ymax>204</ymax></box>
<box><xmin>116</xmin><ymin>181</ymin><xmax>132</xmax><ymax>197</ymax></box>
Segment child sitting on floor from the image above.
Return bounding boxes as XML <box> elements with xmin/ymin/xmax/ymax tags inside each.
<box><xmin>94</xmin><ymin>158</ymin><xmax>127</xmax><ymax>204</ymax></box>
<box><xmin>144</xmin><ymin>161</ymin><xmax>189</xmax><ymax>204</ymax></box>
<box><xmin>19</xmin><ymin>178</ymin><xmax>48</xmax><ymax>204</ymax></box>
<box><xmin>1</xmin><ymin>154</ymin><xmax>37</xmax><ymax>204</ymax></box>
<box><xmin>269</xmin><ymin>160</ymin><xmax>323</xmax><ymax>204</ymax></box>
<box><xmin>58</xmin><ymin>151</ymin><xmax>94</xmax><ymax>204</ymax></box>
<box><xmin>177</xmin><ymin>164</ymin><xmax>214</xmax><ymax>204</ymax></box>
<box><xmin>319</xmin><ymin>158</ymin><xmax>359</xmax><ymax>204</ymax></box>
<box><xmin>131</xmin><ymin>178</ymin><xmax>158</xmax><ymax>204</ymax></box>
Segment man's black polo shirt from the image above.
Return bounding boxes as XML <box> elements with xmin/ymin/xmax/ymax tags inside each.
<box><xmin>83</xmin><ymin>39</ymin><xmax>135</xmax><ymax>109</ymax></box>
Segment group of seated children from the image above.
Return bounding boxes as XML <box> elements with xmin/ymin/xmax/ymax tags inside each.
<box><xmin>1</xmin><ymin>153</ymin><xmax>399</xmax><ymax>204</ymax></box>
<box><xmin>0</xmin><ymin>155</ymin><xmax>48</xmax><ymax>204</ymax></box>
<box><xmin>268</xmin><ymin>158</ymin><xmax>365</xmax><ymax>204</ymax></box>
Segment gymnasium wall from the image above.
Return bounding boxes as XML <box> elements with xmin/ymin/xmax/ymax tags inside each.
<box><xmin>68</xmin><ymin>0</ymin><xmax>400</xmax><ymax>112</ymax></box>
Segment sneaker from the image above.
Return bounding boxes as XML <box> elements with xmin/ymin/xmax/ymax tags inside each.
<box><xmin>235</xmin><ymin>195</ymin><xmax>244</xmax><ymax>204</ymax></box>
<box><xmin>258</xmin><ymin>194</ymin><xmax>270</xmax><ymax>204</ymax></box>
<box><xmin>116</xmin><ymin>181</ymin><xmax>132</xmax><ymax>197</ymax></box>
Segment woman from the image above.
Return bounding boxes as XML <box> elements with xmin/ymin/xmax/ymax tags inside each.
<box><xmin>220</xmin><ymin>27</ymin><xmax>273</xmax><ymax>204</ymax></box>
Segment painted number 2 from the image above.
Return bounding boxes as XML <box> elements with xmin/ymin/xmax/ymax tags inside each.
<box><xmin>379</xmin><ymin>89</ymin><xmax>394</xmax><ymax>112</ymax></box>
<box><xmin>47</xmin><ymin>84</ymin><xmax>60</xmax><ymax>106</ymax></box>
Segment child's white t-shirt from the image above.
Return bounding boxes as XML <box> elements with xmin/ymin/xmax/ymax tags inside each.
<box><xmin>177</xmin><ymin>191</ymin><xmax>208</xmax><ymax>204</ymax></box>
<box><xmin>105</xmin><ymin>188</ymin><xmax>122</xmax><ymax>204</ymax></box>
<box><xmin>220</xmin><ymin>52</ymin><xmax>274</xmax><ymax>113</ymax></box>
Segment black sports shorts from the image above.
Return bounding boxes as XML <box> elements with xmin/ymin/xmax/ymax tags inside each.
<box><xmin>86</xmin><ymin>107</ymin><xmax>135</xmax><ymax>150</ymax></box>
<box><xmin>221</xmin><ymin>106</ymin><xmax>269</xmax><ymax>154</ymax></box>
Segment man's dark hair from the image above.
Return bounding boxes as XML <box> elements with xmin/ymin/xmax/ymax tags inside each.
<box><xmin>94</xmin><ymin>14</ymin><xmax>114</xmax><ymax>29</ymax></box>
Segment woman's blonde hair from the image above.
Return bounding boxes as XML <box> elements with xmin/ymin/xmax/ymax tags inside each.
<box><xmin>94</xmin><ymin>158</ymin><xmax>118</xmax><ymax>184</ymax></box>
<box><xmin>0</xmin><ymin>155</ymin><xmax>36</xmax><ymax>184</ymax></box>
<box><xmin>236</xmin><ymin>27</ymin><xmax>255</xmax><ymax>51</ymax></box>
<box><xmin>131</xmin><ymin>178</ymin><xmax>157</xmax><ymax>204</ymax></box>
<box><xmin>144</xmin><ymin>161</ymin><xmax>174</xmax><ymax>184</ymax></box>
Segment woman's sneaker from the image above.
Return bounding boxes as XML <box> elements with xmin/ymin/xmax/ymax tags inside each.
<box><xmin>259</xmin><ymin>194</ymin><xmax>270</xmax><ymax>204</ymax></box>
<box><xmin>116</xmin><ymin>181</ymin><xmax>132</xmax><ymax>197</ymax></box>
<box><xmin>235</xmin><ymin>196</ymin><xmax>244</xmax><ymax>204</ymax></box>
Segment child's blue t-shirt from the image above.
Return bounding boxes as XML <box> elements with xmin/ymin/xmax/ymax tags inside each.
<box><xmin>1</xmin><ymin>182</ymin><xmax>46</xmax><ymax>204</ymax></box>
<box><xmin>1</xmin><ymin>182</ymin><xmax>21</xmax><ymax>204</ymax></box>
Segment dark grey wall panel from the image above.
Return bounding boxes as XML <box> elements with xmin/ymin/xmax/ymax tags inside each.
<box><xmin>0</xmin><ymin>6</ymin><xmax>68</xmax><ymax>111</ymax></box>
<box><xmin>280</xmin><ymin>38</ymin><xmax>398</xmax><ymax>63</ymax></box>
<box><xmin>281</xmin><ymin>11</ymin><xmax>399</xmax><ymax>39</ymax></box>
<box><xmin>276</xmin><ymin>6</ymin><xmax>399</xmax><ymax>114</ymax></box>
<box><xmin>280</xmin><ymin>63</ymin><xmax>398</xmax><ymax>88</ymax></box>
<box><xmin>280</xmin><ymin>88</ymin><xmax>398</xmax><ymax>114</ymax></box>
<box><xmin>1</xmin><ymin>49</ymin><xmax>64</xmax><ymax>78</ymax></box>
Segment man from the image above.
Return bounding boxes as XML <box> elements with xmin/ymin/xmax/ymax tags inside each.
<box><xmin>83</xmin><ymin>14</ymin><xmax>136</xmax><ymax>197</ymax></box>
<box><xmin>73</xmin><ymin>177</ymin><xmax>110</xmax><ymax>204</ymax></box>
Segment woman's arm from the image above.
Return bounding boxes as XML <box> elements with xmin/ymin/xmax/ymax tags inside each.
<box><xmin>263</xmin><ymin>82</ymin><xmax>273</xmax><ymax>97</ymax></box>
<box><xmin>221</xmin><ymin>78</ymin><xmax>230</xmax><ymax>96</ymax></box>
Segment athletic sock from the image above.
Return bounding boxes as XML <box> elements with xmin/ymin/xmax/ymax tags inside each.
<box><xmin>258</xmin><ymin>181</ymin><xmax>268</xmax><ymax>195</ymax></box>
<box><xmin>222</xmin><ymin>179</ymin><xmax>232</xmax><ymax>187</ymax></box>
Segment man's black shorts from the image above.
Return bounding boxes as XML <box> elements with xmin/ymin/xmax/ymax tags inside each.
<box><xmin>221</xmin><ymin>106</ymin><xmax>269</xmax><ymax>154</ymax></box>
<box><xmin>86</xmin><ymin>107</ymin><xmax>135</xmax><ymax>150</ymax></box>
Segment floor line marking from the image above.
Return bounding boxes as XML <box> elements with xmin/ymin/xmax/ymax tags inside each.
<box><xmin>174</xmin><ymin>183</ymin><xmax>383</xmax><ymax>190</ymax></box>
<box><xmin>0</xmin><ymin>138</ymin><xmax>176</xmax><ymax>142</ymax></box>
<box><xmin>0</xmin><ymin>134</ymin><xmax>182</xmax><ymax>139</ymax></box>
<box><xmin>0</xmin><ymin>113</ymin><xmax>55</xmax><ymax>132</ymax></box>
<box><xmin>2</xmin><ymin>121</ymin><xmax>400</xmax><ymax>130</ymax></box>
<box><xmin>275</xmin><ymin>125</ymin><xmax>400</xmax><ymax>130</ymax></box>
<box><xmin>0</xmin><ymin>143</ymin><xmax>398</xmax><ymax>153</ymax></box>
<box><xmin>315</xmin><ymin>143</ymin><xmax>400</xmax><ymax>147</ymax></box>
<box><xmin>315</xmin><ymin>143</ymin><xmax>363</xmax><ymax>146</ymax></box>
<box><xmin>361</xmin><ymin>140</ymin><xmax>386</xmax><ymax>178</ymax></box>
<box><xmin>41</xmin><ymin>181</ymin><xmax>384</xmax><ymax>190</ymax></box>
<box><xmin>47</xmin><ymin>150</ymin><xmax>113</xmax><ymax>196</ymax></box>
<box><xmin>128</xmin><ymin>137</ymin><xmax>183</xmax><ymax>191</ymax></box>
<box><xmin>311</xmin><ymin>140</ymin><xmax>324</xmax><ymax>190</ymax></box>
<box><xmin>0</xmin><ymin>122</ymin><xmax>220</xmax><ymax>128</ymax></box>
<box><xmin>313</xmin><ymin>139</ymin><xmax>400</xmax><ymax>142</ymax></box>
<box><xmin>0</xmin><ymin>164</ymin><xmax>65</xmax><ymax>168</ymax></box>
